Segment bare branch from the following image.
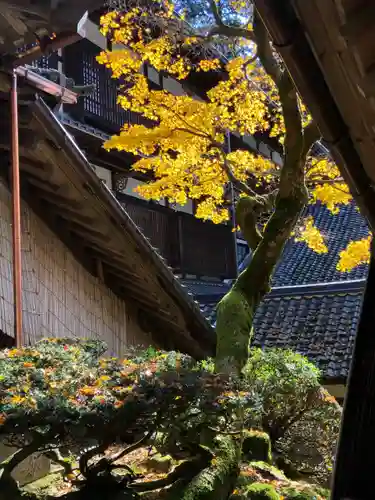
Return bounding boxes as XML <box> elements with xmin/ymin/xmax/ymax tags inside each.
<box><xmin>209</xmin><ymin>24</ymin><xmax>255</xmax><ymax>41</ymax></box>
<box><xmin>110</xmin><ymin>430</ymin><xmax>154</xmax><ymax>464</ymax></box>
<box><xmin>302</xmin><ymin>121</ymin><xmax>321</xmax><ymax>160</ymax></box>
<box><xmin>222</xmin><ymin>157</ymin><xmax>258</xmax><ymax>197</ymax></box>
<box><xmin>253</xmin><ymin>10</ymin><xmax>280</xmax><ymax>83</ymax></box>
<box><xmin>206</xmin><ymin>0</ymin><xmax>255</xmax><ymax>41</ymax></box>
<box><xmin>209</xmin><ymin>0</ymin><xmax>224</xmax><ymax>26</ymax></box>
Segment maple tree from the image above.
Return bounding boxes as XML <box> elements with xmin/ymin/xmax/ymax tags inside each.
<box><xmin>97</xmin><ymin>0</ymin><xmax>371</xmax><ymax>375</ymax></box>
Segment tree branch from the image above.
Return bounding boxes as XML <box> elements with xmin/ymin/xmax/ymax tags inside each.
<box><xmin>110</xmin><ymin>430</ymin><xmax>154</xmax><ymax>464</ymax></box>
<box><xmin>130</xmin><ymin>453</ymin><xmax>211</xmax><ymax>492</ymax></box>
<box><xmin>302</xmin><ymin>121</ymin><xmax>321</xmax><ymax>160</ymax></box>
<box><xmin>45</xmin><ymin>449</ymin><xmax>76</xmax><ymax>477</ymax></box>
<box><xmin>232</xmin><ymin>13</ymin><xmax>307</xmax><ymax>297</ymax></box>
<box><xmin>222</xmin><ymin>157</ymin><xmax>258</xmax><ymax>197</ymax></box>
<box><xmin>253</xmin><ymin>11</ymin><xmax>280</xmax><ymax>83</ymax></box>
<box><xmin>207</xmin><ymin>0</ymin><xmax>255</xmax><ymax>41</ymax></box>
<box><xmin>79</xmin><ymin>443</ymin><xmax>108</xmax><ymax>478</ymax></box>
<box><xmin>254</xmin><ymin>10</ymin><xmax>304</xmax><ymax>196</ymax></box>
<box><xmin>209</xmin><ymin>0</ymin><xmax>224</xmax><ymax>26</ymax></box>
<box><xmin>235</xmin><ymin>197</ymin><xmax>263</xmax><ymax>251</ymax></box>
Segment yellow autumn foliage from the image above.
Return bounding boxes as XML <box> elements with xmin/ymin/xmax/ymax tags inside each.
<box><xmin>295</xmin><ymin>217</ymin><xmax>328</xmax><ymax>254</ymax></box>
<box><xmin>97</xmin><ymin>2</ymin><xmax>371</xmax><ymax>272</ymax></box>
<box><xmin>337</xmin><ymin>236</ymin><xmax>371</xmax><ymax>272</ymax></box>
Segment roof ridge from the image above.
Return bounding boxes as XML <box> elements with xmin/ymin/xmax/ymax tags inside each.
<box><xmin>269</xmin><ymin>279</ymin><xmax>366</xmax><ymax>298</ymax></box>
<box><xmin>196</xmin><ymin>278</ymin><xmax>366</xmax><ymax>303</ymax></box>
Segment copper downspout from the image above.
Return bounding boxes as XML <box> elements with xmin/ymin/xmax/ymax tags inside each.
<box><xmin>10</xmin><ymin>69</ymin><xmax>22</xmax><ymax>347</ymax></box>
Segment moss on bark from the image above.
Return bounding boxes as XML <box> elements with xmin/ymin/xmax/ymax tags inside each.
<box><xmin>243</xmin><ymin>482</ymin><xmax>280</xmax><ymax>499</ymax></box>
<box><xmin>215</xmin><ymin>289</ymin><xmax>255</xmax><ymax>376</ymax></box>
<box><xmin>215</xmin><ymin>189</ymin><xmax>308</xmax><ymax>376</ymax></box>
<box><xmin>242</xmin><ymin>431</ymin><xmax>272</xmax><ymax>464</ymax></box>
<box><xmin>166</xmin><ymin>437</ymin><xmax>239</xmax><ymax>500</ymax></box>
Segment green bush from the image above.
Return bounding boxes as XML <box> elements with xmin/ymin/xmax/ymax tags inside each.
<box><xmin>0</xmin><ymin>340</ymin><xmax>339</xmax><ymax>498</ymax></box>
<box><xmin>243</xmin><ymin>348</ymin><xmax>341</xmax><ymax>484</ymax></box>
<box><xmin>0</xmin><ymin>339</ymin><xmax>256</xmax><ymax>497</ymax></box>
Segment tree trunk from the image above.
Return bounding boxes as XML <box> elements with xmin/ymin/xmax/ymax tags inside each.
<box><xmin>166</xmin><ymin>437</ymin><xmax>239</xmax><ymax>500</ymax></box>
<box><xmin>215</xmin><ymin>186</ymin><xmax>308</xmax><ymax>376</ymax></box>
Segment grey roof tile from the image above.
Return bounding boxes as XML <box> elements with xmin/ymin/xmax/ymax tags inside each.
<box><xmin>197</xmin><ymin>291</ymin><xmax>364</xmax><ymax>379</ymax></box>
<box><xmin>273</xmin><ymin>202</ymin><xmax>369</xmax><ymax>286</ymax></box>
<box><xmin>182</xmin><ymin>202</ymin><xmax>369</xmax><ymax>379</ymax></box>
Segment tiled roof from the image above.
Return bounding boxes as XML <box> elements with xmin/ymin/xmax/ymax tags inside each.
<box><xmin>199</xmin><ymin>287</ymin><xmax>364</xmax><ymax>379</ymax></box>
<box><xmin>185</xmin><ymin>202</ymin><xmax>369</xmax><ymax>379</ymax></box>
<box><xmin>273</xmin><ymin>202</ymin><xmax>369</xmax><ymax>286</ymax></box>
<box><xmin>180</xmin><ymin>279</ymin><xmax>229</xmax><ymax>298</ymax></box>
<box><xmin>253</xmin><ymin>292</ymin><xmax>361</xmax><ymax>378</ymax></box>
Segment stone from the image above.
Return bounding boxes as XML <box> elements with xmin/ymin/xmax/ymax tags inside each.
<box><xmin>0</xmin><ymin>442</ymin><xmax>51</xmax><ymax>486</ymax></box>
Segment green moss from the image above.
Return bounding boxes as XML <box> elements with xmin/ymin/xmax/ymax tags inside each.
<box><xmin>249</xmin><ymin>461</ymin><xmax>286</xmax><ymax>481</ymax></box>
<box><xmin>167</xmin><ymin>437</ymin><xmax>239</xmax><ymax>500</ymax></box>
<box><xmin>215</xmin><ymin>289</ymin><xmax>255</xmax><ymax>376</ymax></box>
<box><xmin>244</xmin><ymin>482</ymin><xmax>280</xmax><ymax>499</ymax></box>
<box><xmin>141</xmin><ymin>454</ymin><xmax>173</xmax><ymax>473</ymax></box>
<box><xmin>280</xmin><ymin>485</ymin><xmax>330</xmax><ymax>499</ymax></box>
<box><xmin>242</xmin><ymin>431</ymin><xmax>272</xmax><ymax>464</ymax></box>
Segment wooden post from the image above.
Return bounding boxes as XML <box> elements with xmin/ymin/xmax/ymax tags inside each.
<box><xmin>332</xmin><ymin>240</ymin><xmax>375</xmax><ymax>498</ymax></box>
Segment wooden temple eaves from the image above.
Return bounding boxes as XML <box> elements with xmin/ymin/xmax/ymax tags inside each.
<box><xmin>254</xmin><ymin>0</ymin><xmax>375</xmax><ymax>234</ymax></box>
<box><xmin>251</xmin><ymin>1</ymin><xmax>375</xmax><ymax>498</ymax></box>
<box><xmin>0</xmin><ymin>91</ymin><xmax>215</xmax><ymax>360</ymax></box>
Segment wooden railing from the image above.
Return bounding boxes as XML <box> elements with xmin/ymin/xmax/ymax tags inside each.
<box><xmin>33</xmin><ymin>38</ymin><xmax>150</xmax><ymax>133</ymax></box>
<box><xmin>117</xmin><ymin>193</ymin><xmax>237</xmax><ymax>279</ymax></box>
<box><xmin>32</xmin><ymin>41</ymin><xmax>238</xmax><ymax>279</ymax></box>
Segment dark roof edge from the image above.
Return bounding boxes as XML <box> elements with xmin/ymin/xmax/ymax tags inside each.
<box><xmin>268</xmin><ymin>279</ymin><xmax>366</xmax><ymax>298</ymax></box>
<box><xmin>322</xmin><ymin>376</ymin><xmax>347</xmax><ymax>386</ymax></box>
<box><xmin>197</xmin><ymin>279</ymin><xmax>366</xmax><ymax>303</ymax></box>
<box><xmin>32</xmin><ymin>97</ymin><xmax>216</xmax><ymax>356</ymax></box>
<box><xmin>252</xmin><ymin>0</ymin><xmax>375</xmax><ymax>233</ymax></box>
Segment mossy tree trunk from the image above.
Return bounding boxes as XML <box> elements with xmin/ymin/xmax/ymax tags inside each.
<box><xmin>165</xmin><ymin>437</ymin><xmax>239</xmax><ymax>500</ymax></box>
<box><xmin>215</xmin><ymin>12</ymin><xmax>319</xmax><ymax>376</ymax></box>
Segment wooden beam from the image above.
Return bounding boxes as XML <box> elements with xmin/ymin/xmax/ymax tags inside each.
<box><xmin>58</xmin><ymin>218</ymin><xmax>109</xmax><ymax>244</ymax></box>
<box><xmin>0</xmin><ymin>129</ymin><xmax>41</xmax><ymax>150</ymax></box>
<box><xmin>35</xmin><ymin>197</ymin><xmax>95</xmax><ymax>226</ymax></box>
<box><xmin>87</xmin><ymin>246</ymin><xmax>139</xmax><ymax>272</ymax></box>
<box><xmin>67</xmin><ymin>234</ymin><xmax>141</xmax><ymax>281</ymax></box>
<box><xmin>34</xmin><ymin>190</ymin><xmax>83</xmax><ymax>211</ymax></box>
<box><xmin>22</xmin><ymin>174</ymin><xmax>63</xmax><ymax>194</ymax></box>
<box><xmin>105</xmin><ymin>268</ymin><xmax>152</xmax><ymax>295</ymax></box>
<box><xmin>22</xmin><ymin>184</ymin><xmax>97</xmax><ymax>277</ymax></box>
<box><xmin>20</xmin><ymin>161</ymin><xmax>51</xmax><ymax>179</ymax></box>
<box><xmin>105</xmin><ymin>273</ymin><xmax>162</xmax><ymax>310</ymax></box>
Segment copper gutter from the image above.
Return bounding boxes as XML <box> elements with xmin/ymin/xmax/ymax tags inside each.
<box><xmin>7</xmin><ymin>49</ymin><xmax>78</xmax><ymax>349</ymax></box>
<box><xmin>10</xmin><ymin>70</ymin><xmax>22</xmax><ymax>347</ymax></box>
<box><xmin>14</xmin><ymin>66</ymin><xmax>77</xmax><ymax>105</ymax></box>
